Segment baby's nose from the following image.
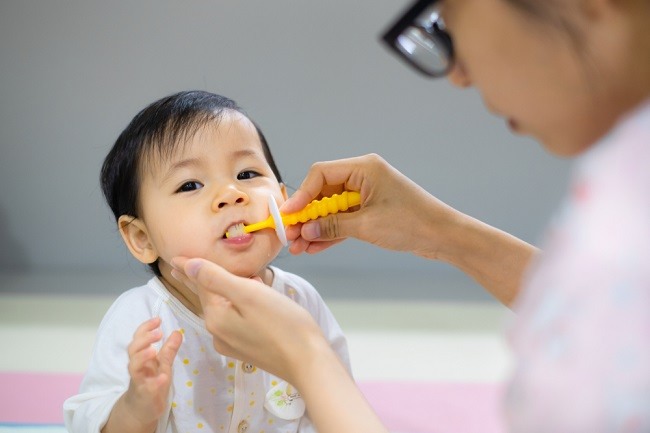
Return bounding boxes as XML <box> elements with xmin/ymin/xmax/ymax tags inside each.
<box><xmin>212</xmin><ymin>186</ymin><xmax>248</xmax><ymax>210</ymax></box>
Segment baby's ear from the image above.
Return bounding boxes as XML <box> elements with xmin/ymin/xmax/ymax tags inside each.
<box><xmin>117</xmin><ymin>215</ymin><xmax>158</xmax><ymax>264</ymax></box>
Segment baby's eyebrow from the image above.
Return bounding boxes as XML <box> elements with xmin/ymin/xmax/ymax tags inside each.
<box><xmin>160</xmin><ymin>157</ymin><xmax>202</xmax><ymax>184</ymax></box>
<box><xmin>231</xmin><ymin>149</ymin><xmax>261</xmax><ymax>159</ymax></box>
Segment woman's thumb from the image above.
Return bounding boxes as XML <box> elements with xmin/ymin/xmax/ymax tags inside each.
<box><xmin>301</xmin><ymin>212</ymin><xmax>359</xmax><ymax>241</ymax></box>
<box><xmin>184</xmin><ymin>258</ymin><xmax>235</xmax><ymax>301</ymax></box>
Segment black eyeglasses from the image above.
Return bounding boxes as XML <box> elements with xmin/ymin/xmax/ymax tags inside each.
<box><xmin>381</xmin><ymin>0</ymin><xmax>454</xmax><ymax>78</ymax></box>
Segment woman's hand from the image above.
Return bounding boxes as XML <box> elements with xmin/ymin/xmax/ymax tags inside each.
<box><xmin>170</xmin><ymin>257</ymin><xmax>328</xmax><ymax>385</ymax></box>
<box><xmin>281</xmin><ymin>153</ymin><xmax>535</xmax><ymax>306</ymax></box>
<box><xmin>170</xmin><ymin>257</ymin><xmax>390</xmax><ymax>433</ymax></box>
<box><xmin>282</xmin><ymin>154</ymin><xmax>458</xmax><ymax>260</ymax></box>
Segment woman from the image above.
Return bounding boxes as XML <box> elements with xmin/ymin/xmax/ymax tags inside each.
<box><xmin>171</xmin><ymin>0</ymin><xmax>650</xmax><ymax>431</ymax></box>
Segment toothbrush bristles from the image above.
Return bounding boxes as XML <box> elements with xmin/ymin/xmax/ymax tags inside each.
<box><xmin>226</xmin><ymin>223</ymin><xmax>246</xmax><ymax>238</ymax></box>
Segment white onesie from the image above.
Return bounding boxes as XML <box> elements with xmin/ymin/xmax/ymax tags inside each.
<box><xmin>64</xmin><ymin>266</ymin><xmax>350</xmax><ymax>433</ymax></box>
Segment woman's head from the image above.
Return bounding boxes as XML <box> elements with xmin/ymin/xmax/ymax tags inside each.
<box><xmin>101</xmin><ymin>90</ymin><xmax>283</xmax><ymax>275</ymax></box>
<box><xmin>438</xmin><ymin>0</ymin><xmax>650</xmax><ymax>155</ymax></box>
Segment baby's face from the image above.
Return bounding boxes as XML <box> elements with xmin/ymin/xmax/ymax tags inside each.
<box><xmin>137</xmin><ymin>112</ymin><xmax>286</xmax><ymax>279</ymax></box>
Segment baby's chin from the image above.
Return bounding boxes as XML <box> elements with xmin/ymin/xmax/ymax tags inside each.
<box><xmin>222</xmin><ymin>245</ymin><xmax>282</xmax><ymax>280</ymax></box>
<box><xmin>223</xmin><ymin>262</ymin><xmax>271</xmax><ymax>281</ymax></box>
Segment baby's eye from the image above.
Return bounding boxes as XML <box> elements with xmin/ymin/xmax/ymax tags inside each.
<box><xmin>237</xmin><ymin>170</ymin><xmax>261</xmax><ymax>180</ymax></box>
<box><xmin>177</xmin><ymin>181</ymin><xmax>203</xmax><ymax>192</ymax></box>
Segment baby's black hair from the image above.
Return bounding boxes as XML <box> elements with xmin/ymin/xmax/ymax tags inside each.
<box><xmin>100</xmin><ymin>90</ymin><xmax>282</xmax><ymax>275</ymax></box>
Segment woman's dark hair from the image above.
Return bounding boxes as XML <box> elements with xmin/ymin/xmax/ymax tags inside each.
<box><xmin>100</xmin><ymin>90</ymin><xmax>283</xmax><ymax>276</ymax></box>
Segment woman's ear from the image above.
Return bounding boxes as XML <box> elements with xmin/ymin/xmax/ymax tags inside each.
<box><xmin>118</xmin><ymin>215</ymin><xmax>159</xmax><ymax>264</ymax></box>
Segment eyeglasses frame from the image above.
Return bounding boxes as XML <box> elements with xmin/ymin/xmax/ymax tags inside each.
<box><xmin>380</xmin><ymin>0</ymin><xmax>455</xmax><ymax>78</ymax></box>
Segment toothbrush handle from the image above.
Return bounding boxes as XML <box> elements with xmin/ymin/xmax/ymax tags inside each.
<box><xmin>243</xmin><ymin>217</ymin><xmax>275</xmax><ymax>234</ymax></box>
<box><xmin>281</xmin><ymin>191</ymin><xmax>361</xmax><ymax>226</ymax></box>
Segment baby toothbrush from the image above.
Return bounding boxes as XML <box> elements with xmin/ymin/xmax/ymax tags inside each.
<box><xmin>225</xmin><ymin>191</ymin><xmax>361</xmax><ymax>246</ymax></box>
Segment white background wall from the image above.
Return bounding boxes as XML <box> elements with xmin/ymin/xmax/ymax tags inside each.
<box><xmin>0</xmin><ymin>0</ymin><xmax>572</xmax><ymax>297</ymax></box>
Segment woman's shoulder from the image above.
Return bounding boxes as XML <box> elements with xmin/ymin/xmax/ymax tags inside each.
<box><xmin>621</xmin><ymin>99</ymin><xmax>650</xmax><ymax>132</ymax></box>
<box><xmin>597</xmin><ymin>99</ymin><xmax>650</xmax><ymax>160</ymax></box>
<box><xmin>578</xmin><ymin>100</ymin><xmax>650</xmax><ymax>197</ymax></box>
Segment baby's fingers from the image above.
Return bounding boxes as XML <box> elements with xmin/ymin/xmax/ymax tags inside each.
<box><xmin>158</xmin><ymin>330</ymin><xmax>183</xmax><ymax>370</ymax></box>
<box><xmin>128</xmin><ymin>318</ymin><xmax>164</xmax><ymax>377</ymax></box>
<box><xmin>129</xmin><ymin>318</ymin><xmax>163</xmax><ymax>354</ymax></box>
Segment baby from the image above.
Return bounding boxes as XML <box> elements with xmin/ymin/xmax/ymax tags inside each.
<box><xmin>64</xmin><ymin>90</ymin><xmax>350</xmax><ymax>433</ymax></box>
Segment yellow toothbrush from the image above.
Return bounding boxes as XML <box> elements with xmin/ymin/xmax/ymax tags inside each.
<box><xmin>225</xmin><ymin>191</ymin><xmax>361</xmax><ymax>246</ymax></box>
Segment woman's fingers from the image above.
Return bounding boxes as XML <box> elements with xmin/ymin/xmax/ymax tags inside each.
<box><xmin>173</xmin><ymin>258</ymin><xmax>246</xmax><ymax>306</ymax></box>
<box><xmin>280</xmin><ymin>156</ymin><xmax>369</xmax><ymax>214</ymax></box>
<box><xmin>305</xmin><ymin>238</ymin><xmax>345</xmax><ymax>254</ymax></box>
<box><xmin>303</xmin><ymin>211</ymin><xmax>363</xmax><ymax>241</ymax></box>
<box><xmin>280</xmin><ymin>154</ymin><xmax>404</xmax><ymax>253</ymax></box>
<box><xmin>170</xmin><ymin>257</ymin><xmax>322</xmax><ymax>381</ymax></box>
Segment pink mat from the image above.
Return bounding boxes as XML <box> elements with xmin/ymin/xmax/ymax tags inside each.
<box><xmin>359</xmin><ymin>381</ymin><xmax>506</xmax><ymax>433</ymax></box>
<box><xmin>0</xmin><ymin>372</ymin><xmax>82</xmax><ymax>425</ymax></box>
<box><xmin>0</xmin><ymin>372</ymin><xmax>505</xmax><ymax>432</ymax></box>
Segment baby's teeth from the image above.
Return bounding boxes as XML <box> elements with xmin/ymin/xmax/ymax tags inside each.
<box><xmin>226</xmin><ymin>223</ymin><xmax>245</xmax><ymax>238</ymax></box>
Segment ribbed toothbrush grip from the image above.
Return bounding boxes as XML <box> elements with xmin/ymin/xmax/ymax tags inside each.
<box><xmin>281</xmin><ymin>191</ymin><xmax>361</xmax><ymax>226</ymax></box>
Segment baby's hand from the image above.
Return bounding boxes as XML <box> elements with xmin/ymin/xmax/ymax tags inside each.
<box><xmin>124</xmin><ymin>317</ymin><xmax>182</xmax><ymax>426</ymax></box>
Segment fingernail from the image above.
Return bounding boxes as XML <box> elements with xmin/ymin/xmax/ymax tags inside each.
<box><xmin>303</xmin><ymin>222</ymin><xmax>320</xmax><ymax>240</ymax></box>
<box><xmin>186</xmin><ymin>259</ymin><xmax>202</xmax><ymax>278</ymax></box>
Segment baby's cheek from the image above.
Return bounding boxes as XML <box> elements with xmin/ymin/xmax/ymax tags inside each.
<box><xmin>266</xmin><ymin>235</ymin><xmax>284</xmax><ymax>259</ymax></box>
<box><xmin>164</xmin><ymin>240</ymin><xmax>212</xmax><ymax>264</ymax></box>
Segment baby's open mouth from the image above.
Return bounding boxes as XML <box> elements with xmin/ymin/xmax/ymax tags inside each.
<box><xmin>224</xmin><ymin>223</ymin><xmax>246</xmax><ymax>239</ymax></box>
